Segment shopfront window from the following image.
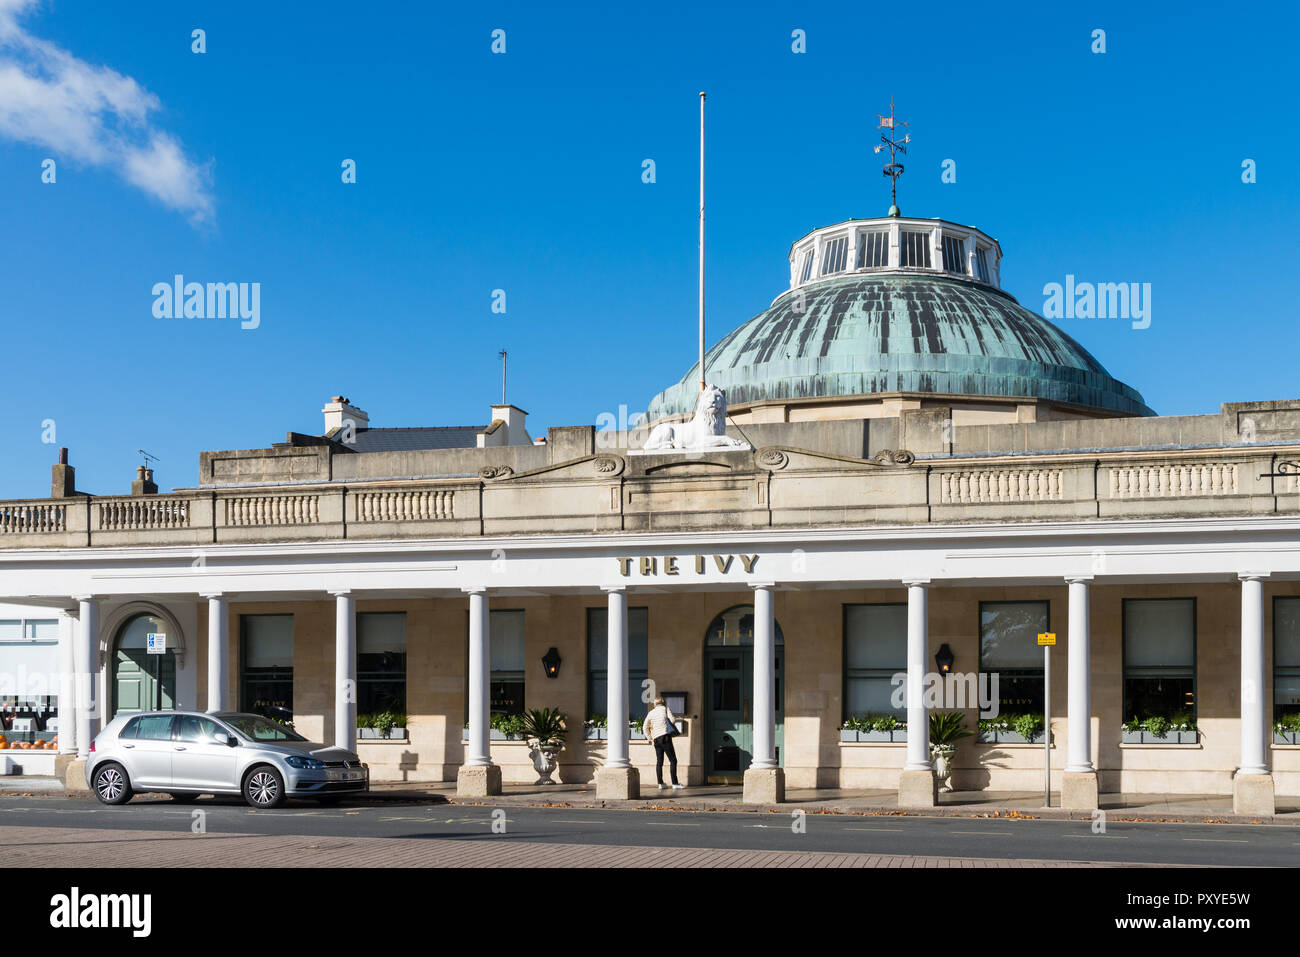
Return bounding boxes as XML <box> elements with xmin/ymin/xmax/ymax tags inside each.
<box><xmin>587</xmin><ymin>607</ymin><xmax>649</xmax><ymax>722</ymax></box>
<box><xmin>1274</xmin><ymin>597</ymin><xmax>1300</xmax><ymax>722</ymax></box>
<box><xmin>357</xmin><ymin>612</ymin><xmax>406</xmax><ymax>716</ymax></box>
<box><xmin>980</xmin><ymin>601</ymin><xmax>1049</xmax><ymax>717</ymax></box>
<box><xmin>0</xmin><ymin>617</ymin><xmax>59</xmax><ymax>748</ymax></box>
<box><xmin>1123</xmin><ymin>598</ymin><xmax>1196</xmax><ymax>723</ymax></box>
<box><xmin>240</xmin><ymin>614</ymin><xmax>293</xmax><ymax>720</ymax></box>
<box><xmin>844</xmin><ymin>604</ymin><xmax>906</xmax><ymax>721</ymax></box>
<box><xmin>490</xmin><ymin>610</ymin><xmax>525</xmax><ymax>717</ymax></box>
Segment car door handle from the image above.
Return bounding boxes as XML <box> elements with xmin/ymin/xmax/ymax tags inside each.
<box><xmin>173</xmin><ymin>746</ymin><xmax>186</xmax><ymax>751</ymax></box>
<box><xmin>123</xmin><ymin>744</ymin><xmax>135</xmax><ymax>749</ymax></box>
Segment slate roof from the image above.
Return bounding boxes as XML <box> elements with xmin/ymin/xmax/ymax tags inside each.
<box><xmin>340</xmin><ymin>426</ymin><xmax>485</xmax><ymax>453</ymax></box>
<box><xmin>646</xmin><ymin>274</ymin><xmax>1154</xmax><ymax>419</ymax></box>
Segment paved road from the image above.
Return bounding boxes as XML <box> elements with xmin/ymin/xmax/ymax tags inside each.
<box><xmin>0</xmin><ymin>796</ymin><xmax>1294</xmax><ymax>865</ymax></box>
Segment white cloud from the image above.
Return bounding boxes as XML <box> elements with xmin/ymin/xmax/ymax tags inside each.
<box><xmin>0</xmin><ymin>0</ymin><xmax>214</xmax><ymax>223</ymax></box>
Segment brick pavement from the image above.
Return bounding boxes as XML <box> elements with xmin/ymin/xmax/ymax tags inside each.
<box><xmin>0</xmin><ymin>825</ymin><xmax>1132</xmax><ymax>867</ymax></box>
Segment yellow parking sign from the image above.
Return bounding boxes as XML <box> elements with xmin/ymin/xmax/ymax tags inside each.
<box><xmin>1037</xmin><ymin>632</ymin><xmax>1056</xmax><ymax>646</ymax></box>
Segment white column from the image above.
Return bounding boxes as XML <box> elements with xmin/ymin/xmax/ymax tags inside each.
<box><xmin>904</xmin><ymin>580</ymin><xmax>931</xmax><ymax>771</ymax></box>
<box><xmin>56</xmin><ymin>609</ymin><xmax>77</xmax><ymax>755</ymax></box>
<box><xmin>204</xmin><ymin>593</ymin><xmax>229</xmax><ymax>713</ymax></box>
<box><xmin>751</xmin><ymin>583</ymin><xmax>777</xmax><ymax>770</ymax></box>
<box><xmin>73</xmin><ymin>595</ymin><xmax>98</xmax><ymax>759</ymax></box>
<box><xmin>1065</xmin><ymin>577</ymin><xmax>1094</xmax><ymax>772</ymax></box>
<box><xmin>604</xmin><ymin>587</ymin><xmax>631</xmax><ymax>769</ymax></box>
<box><xmin>331</xmin><ymin>590</ymin><xmax>356</xmax><ymax>752</ymax></box>
<box><xmin>1238</xmin><ymin>573</ymin><xmax>1268</xmax><ymax>775</ymax></box>
<box><xmin>465</xmin><ymin>588</ymin><xmax>491</xmax><ymax>767</ymax></box>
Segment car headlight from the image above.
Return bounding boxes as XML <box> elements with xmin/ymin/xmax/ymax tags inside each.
<box><xmin>285</xmin><ymin>756</ymin><xmax>325</xmax><ymax>770</ymax></box>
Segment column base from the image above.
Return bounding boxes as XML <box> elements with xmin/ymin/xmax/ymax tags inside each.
<box><xmin>898</xmin><ymin>768</ymin><xmax>937</xmax><ymax>808</ymax></box>
<box><xmin>1233</xmin><ymin>772</ymin><xmax>1275</xmax><ymax>816</ymax></box>
<box><xmin>1061</xmin><ymin>770</ymin><xmax>1099</xmax><ymax>810</ymax></box>
<box><xmin>63</xmin><ymin>757</ymin><xmax>89</xmax><ymax>792</ymax></box>
<box><xmin>743</xmin><ymin>766</ymin><xmax>785</xmax><ymax>804</ymax></box>
<box><xmin>456</xmin><ymin>764</ymin><xmax>502</xmax><ymax>798</ymax></box>
<box><xmin>595</xmin><ymin>765</ymin><xmax>640</xmax><ymax>800</ymax></box>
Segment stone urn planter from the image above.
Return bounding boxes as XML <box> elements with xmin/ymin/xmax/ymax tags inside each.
<box><xmin>529</xmin><ymin>743</ymin><xmax>562</xmax><ymax>784</ymax></box>
<box><xmin>930</xmin><ymin>744</ymin><xmax>957</xmax><ymax>792</ymax></box>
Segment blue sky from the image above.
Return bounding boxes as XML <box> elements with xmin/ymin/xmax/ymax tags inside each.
<box><xmin>1</xmin><ymin>0</ymin><xmax>1295</xmax><ymax>499</ymax></box>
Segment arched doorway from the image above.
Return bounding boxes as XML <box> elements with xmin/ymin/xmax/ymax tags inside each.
<box><xmin>112</xmin><ymin>613</ymin><xmax>177</xmax><ymax>715</ymax></box>
<box><xmin>703</xmin><ymin>604</ymin><xmax>784</xmax><ymax>783</ymax></box>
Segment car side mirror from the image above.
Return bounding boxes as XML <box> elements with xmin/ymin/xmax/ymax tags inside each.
<box><xmin>214</xmin><ymin>732</ymin><xmax>236</xmax><ymax>747</ymax></box>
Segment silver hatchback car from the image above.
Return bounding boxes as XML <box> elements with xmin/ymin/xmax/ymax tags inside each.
<box><xmin>87</xmin><ymin>710</ymin><xmax>369</xmax><ymax>808</ymax></box>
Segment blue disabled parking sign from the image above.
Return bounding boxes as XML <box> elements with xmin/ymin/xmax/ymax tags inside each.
<box><xmin>146</xmin><ymin>632</ymin><xmax>166</xmax><ymax>655</ymax></box>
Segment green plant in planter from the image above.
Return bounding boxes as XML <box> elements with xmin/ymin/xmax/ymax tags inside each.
<box><xmin>1275</xmin><ymin>713</ymin><xmax>1300</xmax><ymax>735</ymax></box>
<box><xmin>522</xmin><ymin>707</ymin><xmax>568</xmax><ymax>748</ymax></box>
<box><xmin>869</xmin><ymin>714</ymin><xmax>904</xmax><ymax>733</ymax></box>
<box><xmin>1143</xmin><ymin>715</ymin><xmax>1171</xmax><ymax>738</ymax></box>
<box><xmin>1012</xmin><ymin>713</ymin><xmax>1045</xmax><ymax>741</ymax></box>
<box><xmin>1122</xmin><ymin>716</ymin><xmax>1142</xmax><ymax>733</ymax></box>
<box><xmin>500</xmin><ymin>713</ymin><xmax>527</xmax><ymax>737</ymax></box>
<box><xmin>1169</xmin><ymin>711</ymin><xmax>1197</xmax><ymax>732</ymax></box>
<box><xmin>586</xmin><ymin>713</ymin><xmax>608</xmax><ymax>729</ymax></box>
<box><xmin>928</xmin><ymin>711</ymin><xmax>974</xmax><ymax>747</ymax></box>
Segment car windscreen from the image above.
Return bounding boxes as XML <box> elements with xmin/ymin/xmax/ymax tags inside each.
<box><xmin>221</xmin><ymin>714</ymin><xmax>307</xmax><ymax>742</ymax></box>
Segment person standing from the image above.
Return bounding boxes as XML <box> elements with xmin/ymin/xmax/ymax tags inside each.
<box><xmin>642</xmin><ymin>696</ymin><xmax>685</xmax><ymax>789</ymax></box>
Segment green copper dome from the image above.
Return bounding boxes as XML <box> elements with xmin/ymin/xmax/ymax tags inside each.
<box><xmin>646</xmin><ymin>273</ymin><xmax>1154</xmax><ymax>420</ymax></box>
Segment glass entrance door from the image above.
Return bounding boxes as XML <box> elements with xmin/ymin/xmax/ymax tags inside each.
<box><xmin>112</xmin><ymin>613</ymin><xmax>178</xmax><ymax>715</ymax></box>
<box><xmin>705</xmin><ymin>643</ymin><xmax>784</xmax><ymax>783</ymax></box>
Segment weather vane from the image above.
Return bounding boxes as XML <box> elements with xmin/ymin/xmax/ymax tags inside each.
<box><xmin>873</xmin><ymin>99</ymin><xmax>910</xmax><ymax>216</ymax></box>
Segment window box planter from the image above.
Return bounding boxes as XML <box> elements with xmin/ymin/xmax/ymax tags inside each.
<box><xmin>583</xmin><ymin>727</ymin><xmax>608</xmax><ymax>741</ymax></box>
<box><xmin>840</xmin><ymin>729</ymin><xmax>860</xmax><ymax>742</ymax></box>
<box><xmin>460</xmin><ymin>729</ymin><xmax>524</xmax><ymax>742</ymax></box>
<box><xmin>858</xmin><ymin>730</ymin><xmax>907</xmax><ymax>743</ymax></box>
<box><xmin>1273</xmin><ymin>731</ymin><xmax>1300</xmax><ymax>745</ymax></box>
<box><xmin>357</xmin><ymin>727</ymin><xmax>406</xmax><ymax>740</ymax></box>
<box><xmin>978</xmin><ymin>730</ymin><xmax>1044</xmax><ymax>745</ymax></box>
<box><xmin>1121</xmin><ymin>730</ymin><xmax>1198</xmax><ymax>744</ymax></box>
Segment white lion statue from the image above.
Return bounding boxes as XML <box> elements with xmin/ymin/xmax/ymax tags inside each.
<box><xmin>643</xmin><ymin>384</ymin><xmax>751</xmax><ymax>452</ymax></box>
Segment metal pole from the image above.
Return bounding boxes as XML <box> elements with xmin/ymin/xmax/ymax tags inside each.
<box><xmin>1044</xmin><ymin>643</ymin><xmax>1051</xmax><ymax>807</ymax></box>
<box><xmin>698</xmin><ymin>91</ymin><xmax>706</xmax><ymax>392</ymax></box>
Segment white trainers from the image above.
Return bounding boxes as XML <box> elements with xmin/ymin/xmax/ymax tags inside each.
<box><xmin>657</xmin><ymin>783</ymin><xmax>666</xmax><ymax>790</ymax></box>
<box><xmin>671</xmin><ymin>783</ymin><xmax>686</xmax><ymax>789</ymax></box>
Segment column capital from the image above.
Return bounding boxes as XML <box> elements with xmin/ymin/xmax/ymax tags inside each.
<box><xmin>462</xmin><ymin>586</ymin><xmax>487</xmax><ymax>596</ymax></box>
<box><xmin>749</xmin><ymin>581</ymin><xmax>777</xmax><ymax>591</ymax></box>
<box><xmin>328</xmin><ymin>589</ymin><xmax>354</xmax><ymax>598</ymax></box>
<box><xmin>600</xmin><ymin>585</ymin><xmax>627</xmax><ymax>594</ymax></box>
<box><xmin>902</xmin><ymin>578</ymin><xmax>930</xmax><ymax>588</ymax></box>
<box><xmin>1065</xmin><ymin>575</ymin><xmax>1093</xmax><ymax>585</ymax></box>
<box><xmin>71</xmin><ymin>594</ymin><xmax>97</xmax><ymax>603</ymax></box>
<box><xmin>1238</xmin><ymin>571</ymin><xmax>1270</xmax><ymax>582</ymax></box>
<box><xmin>199</xmin><ymin>591</ymin><xmax>225</xmax><ymax>600</ymax></box>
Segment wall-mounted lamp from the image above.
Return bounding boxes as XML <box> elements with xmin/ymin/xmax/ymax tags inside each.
<box><xmin>541</xmin><ymin>647</ymin><xmax>562</xmax><ymax>679</ymax></box>
<box><xmin>935</xmin><ymin>644</ymin><xmax>955</xmax><ymax>674</ymax></box>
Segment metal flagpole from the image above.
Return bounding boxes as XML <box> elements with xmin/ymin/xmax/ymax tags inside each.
<box><xmin>698</xmin><ymin>91</ymin><xmax>706</xmax><ymax>392</ymax></box>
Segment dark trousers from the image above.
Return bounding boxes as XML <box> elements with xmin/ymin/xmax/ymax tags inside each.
<box><xmin>653</xmin><ymin>733</ymin><xmax>679</xmax><ymax>785</ymax></box>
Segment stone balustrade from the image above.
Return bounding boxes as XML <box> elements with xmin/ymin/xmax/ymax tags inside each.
<box><xmin>1107</xmin><ymin>463</ymin><xmax>1238</xmax><ymax>498</ymax></box>
<box><xmin>0</xmin><ymin>449</ymin><xmax>1291</xmax><ymax>549</ymax></box>
<box><xmin>0</xmin><ymin>501</ymin><xmax>67</xmax><ymax>535</ymax></box>
<box><xmin>97</xmin><ymin>497</ymin><xmax>191</xmax><ymax>530</ymax></box>
<box><xmin>939</xmin><ymin>468</ymin><xmax>1064</xmax><ymax>504</ymax></box>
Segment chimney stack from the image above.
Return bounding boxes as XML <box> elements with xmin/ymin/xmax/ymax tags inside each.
<box><xmin>51</xmin><ymin>448</ymin><xmax>76</xmax><ymax>498</ymax></box>
<box><xmin>132</xmin><ymin>466</ymin><xmax>158</xmax><ymax>496</ymax></box>
<box><xmin>323</xmin><ymin>395</ymin><xmax>370</xmax><ymax>437</ymax></box>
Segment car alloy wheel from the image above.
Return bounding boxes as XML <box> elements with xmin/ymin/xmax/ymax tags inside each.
<box><xmin>93</xmin><ymin>764</ymin><xmax>131</xmax><ymax>805</ymax></box>
<box><xmin>244</xmin><ymin>767</ymin><xmax>285</xmax><ymax>808</ymax></box>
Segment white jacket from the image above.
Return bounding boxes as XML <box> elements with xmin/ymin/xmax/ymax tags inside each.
<box><xmin>642</xmin><ymin>704</ymin><xmax>678</xmax><ymax>742</ymax></box>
